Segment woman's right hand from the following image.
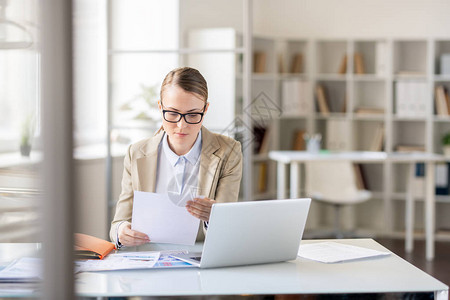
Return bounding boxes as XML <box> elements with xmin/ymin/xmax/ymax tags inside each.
<box><xmin>118</xmin><ymin>222</ymin><xmax>150</xmax><ymax>246</ymax></box>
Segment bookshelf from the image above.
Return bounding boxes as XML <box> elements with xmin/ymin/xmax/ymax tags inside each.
<box><xmin>249</xmin><ymin>37</ymin><xmax>450</xmax><ymax>235</ymax></box>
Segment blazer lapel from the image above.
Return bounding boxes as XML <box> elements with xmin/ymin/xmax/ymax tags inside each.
<box><xmin>136</xmin><ymin>131</ymin><xmax>164</xmax><ymax>192</ymax></box>
<box><xmin>198</xmin><ymin>127</ymin><xmax>221</xmax><ymax>198</ymax></box>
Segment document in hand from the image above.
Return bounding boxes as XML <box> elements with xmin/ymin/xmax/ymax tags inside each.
<box><xmin>132</xmin><ymin>191</ymin><xmax>200</xmax><ymax>245</ymax></box>
<box><xmin>298</xmin><ymin>242</ymin><xmax>390</xmax><ymax>263</ymax></box>
<box><xmin>74</xmin><ymin>233</ymin><xmax>116</xmax><ymax>259</ymax></box>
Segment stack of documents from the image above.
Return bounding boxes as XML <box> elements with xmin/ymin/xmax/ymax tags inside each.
<box><xmin>298</xmin><ymin>242</ymin><xmax>390</xmax><ymax>263</ymax></box>
<box><xmin>0</xmin><ymin>257</ymin><xmax>42</xmax><ymax>283</ymax></box>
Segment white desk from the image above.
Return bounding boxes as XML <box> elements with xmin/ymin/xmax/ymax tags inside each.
<box><xmin>0</xmin><ymin>240</ymin><xmax>447</xmax><ymax>299</ymax></box>
<box><xmin>268</xmin><ymin>151</ymin><xmax>446</xmax><ymax>260</ymax></box>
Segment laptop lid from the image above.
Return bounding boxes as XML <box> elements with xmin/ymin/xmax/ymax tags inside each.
<box><xmin>198</xmin><ymin>198</ymin><xmax>311</xmax><ymax>268</ymax></box>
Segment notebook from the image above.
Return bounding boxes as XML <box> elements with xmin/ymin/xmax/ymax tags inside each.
<box><xmin>171</xmin><ymin>198</ymin><xmax>311</xmax><ymax>268</ymax></box>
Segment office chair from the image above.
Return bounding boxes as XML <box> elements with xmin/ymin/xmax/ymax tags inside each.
<box><xmin>305</xmin><ymin>161</ymin><xmax>372</xmax><ymax>238</ymax></box>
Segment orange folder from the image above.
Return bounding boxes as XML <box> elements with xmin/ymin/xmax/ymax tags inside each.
<box><xmin>74</xmin><ymin>233</ymin><xmax>116</xmax><ymax>260</ymax></box>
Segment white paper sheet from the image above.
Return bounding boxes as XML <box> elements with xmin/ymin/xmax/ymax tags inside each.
<box><xmin>298</xmin><ymin>242</ymin><xmax>390</xmax><ymax>263</ymax></box>
<box><xmin>132</xmin><ymin>191</ymin><xmax>200</xmax><ymax>245</ymax></box>
<box><xmin>75</xmin><ymin>251</ymin><xmax>160</xmax><ymax>272</ymax></box>
<box><xmin>0</xmin><ymin>257</ymin><xmax>42</xmax><ymax>282</ymax></box>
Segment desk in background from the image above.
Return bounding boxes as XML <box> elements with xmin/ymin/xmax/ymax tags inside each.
<box><xmin>0</xmin><ymin>239</ymin><xmax>447</xmax><ymax>299</ymax></box>
<box><xmin>268</xmin><ymin>151</ymin><xmax>446</xmax><ymax>261</ymax></box>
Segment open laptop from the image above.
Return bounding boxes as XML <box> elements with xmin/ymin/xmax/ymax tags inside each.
<box><xmin>171</xmin><ymin>198</ymin><xmax>311</xmax><ymax>268</ymax></box>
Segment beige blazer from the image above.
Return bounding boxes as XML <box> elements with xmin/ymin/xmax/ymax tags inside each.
<box><xmin>109</xmin><ymin>126</ymin><xmax>243</xmax><ymax>244</ymax></box>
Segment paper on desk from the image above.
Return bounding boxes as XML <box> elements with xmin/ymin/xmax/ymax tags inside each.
<box><xmin>132</xmin><ymin>191</ymin><xmax>200</xmax><ymax>245</ymax></box>
<box><xmin>0</xmin><ymin>257</ymin><xmax>42</xmax><ymax>283</ymax></box>
<box><xmin>298</xmin><ymin>242</ymin><xmax>390</xmax><ymax>263</ymax></box>
<box><xmin>75</xmin><ymin>251</ymin><xmax>160</xmax><ymax>272</ymax></box>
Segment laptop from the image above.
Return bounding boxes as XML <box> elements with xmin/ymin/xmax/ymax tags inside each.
<box><xmin>171</xmin><ymin>198</ymin><xmax>311</xmax><ymax>268</ymax></box>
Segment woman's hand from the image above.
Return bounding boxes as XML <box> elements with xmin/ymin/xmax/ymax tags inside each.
<box><xmin>118</xmin><ymin>222</ymin><xmax>150</xmax><ymax>247</ymax></box>
<box><xmin>186</xmin><ymin>197</ymin><xmax>216</xmax><ymax>222</ymax></box>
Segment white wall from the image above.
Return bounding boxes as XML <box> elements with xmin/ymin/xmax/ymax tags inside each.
<box><xmin>181</xmin><ymin>0</ymin><xmax>450</xmax><ymax>39</ymax></box>
<box><xmin>253</xmin><ymin>0</ymin><xmax>450</xmax><ymax>38</ymax></box>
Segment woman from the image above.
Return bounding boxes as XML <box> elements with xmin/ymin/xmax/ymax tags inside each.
<box><xmin>110</xmin><ymin>67</ymin><xmax>243</xmax><ymax>247</ymax></box>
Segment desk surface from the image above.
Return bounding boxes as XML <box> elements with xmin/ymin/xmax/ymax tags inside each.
<box><xmin>0</xmin><ymin>239</ymin><xmax>447</xmax><ymax>298</ymax></box>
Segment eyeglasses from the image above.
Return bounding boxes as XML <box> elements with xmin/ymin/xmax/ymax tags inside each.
<box><xmin>161</xmin><ymin>103</ymin><xmax>206</xmax><ymax>124</ymax></box>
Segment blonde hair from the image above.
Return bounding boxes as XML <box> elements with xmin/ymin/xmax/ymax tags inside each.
<box><xmin>160</xmin><ymin>67</ymin><xmax>208</xmax><ymax>103</ymax></box>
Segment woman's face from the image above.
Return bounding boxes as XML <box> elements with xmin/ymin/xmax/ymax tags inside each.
<box><xmin>159</xmin><ymin>85</ymin><xmax>208</xmax><ymax>154</ymax></box>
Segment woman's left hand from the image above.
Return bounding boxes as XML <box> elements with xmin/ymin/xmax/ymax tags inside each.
<box><xmin>186</xmin><ymin>197</ymin><xmax>216</xmax><ymax>222</ymax></box>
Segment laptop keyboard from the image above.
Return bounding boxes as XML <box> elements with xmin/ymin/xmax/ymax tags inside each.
<box><xmin>190</xmin><ymin>256</ymin><xmax>201</xmax><ymax>262</ymax></box>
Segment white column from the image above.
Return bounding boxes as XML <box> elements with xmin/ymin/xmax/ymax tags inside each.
<box><xmin>242</xmin><ymin>0</ymin><xmax>253</xmax><ymax>201</ymax></box>
<box><xmin>41</xmin><ymin>0</ymin><xmax>75</xmax><ymax>298</ymax></box>
<box><xmin>405</xmin><ymin>163</ymin><xmax>415</xmax><ymax>252</ymax></box>
<box><xmin>425</xmin><ymin>162</ymin><xmax>435</xmax><ymax>260</ymax></box>
<box><xmin>290</xmin><ymin>162</ymin><xmax>300</xmax><ymax>198</ymax></box>
<box><xmin>277</xmin><ymin>162</ymin><xmax>287</xmax><ymax>199</ymax></box>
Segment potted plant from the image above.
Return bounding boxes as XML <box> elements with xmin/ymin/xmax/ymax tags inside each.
<box><xmin>442</xmin><ymin>132</ymin><xmax>450</xmax><ymax>157</ymax></box>
<box><xmin>20</xmin><ymin>114</ymin><xmax>35</xmax><ymax>157</ymax></box>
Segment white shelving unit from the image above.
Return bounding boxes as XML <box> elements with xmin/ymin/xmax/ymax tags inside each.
<box><xmin>249</xmin><ymin>37</ymin><xmax>450</xmax><ymax>234</ymax></box>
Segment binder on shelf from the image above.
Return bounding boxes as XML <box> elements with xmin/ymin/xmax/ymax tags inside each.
<box><xmin>74</xmin><ymin>233</ymin><xmax>116</xmax><ymax>260</ymax></box>
<box><xmin>395</xmin><ymin>81</ymin><xmax>427</xmax><ymax>118</ymax></box>
<box><xmin>435</xmin><ymin>162</ymin><xmax>450</xmax><ymax>195</ymax></box>
<box><xmin>282</xmin><ymin>80</ymin><xmax>309</xmax><ymax>116</ymax></box>
<box><xmin>290</xmin><ymin>53</ymin><xmax>303</xmax><ymax>73</ymax></box>
<box><xmin>326</xmin><ymin>119</ymin><xmax>350</xmax><ymax>151</ymax></box>
<box><xmin>440</xmin><ymin>54</ymin><xmax>450</xmax><ymax>75</ymax></box>
<box><xmin>413</xmin><ymin>163</ymin><xmax>425</xmax><ymax>198</ymax></box>
<box><xmin>253</xmin><ymin>51</ymin><xmax>267</xmax><ymax>73</ymax></box>
<box><xmin>315</xmin><ymin>84</ymin><xmax>330</xmax><ymax>116</ymax></box>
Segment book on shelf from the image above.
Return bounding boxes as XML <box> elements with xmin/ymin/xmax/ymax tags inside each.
<box><xmin>369</xmin><ymin>126</ymin><xmax>384</xmax><ymax>152</ymax></box>
<box><xmin>253</xmin><ymin>51</ymin><xmax>267</xmax><ymax>73</ymax></box>
<box><xmin>354</xmin><ymin>52</ymin><xmax>365</xmax><ymax>74</ymax></box>
<box><xmin>292</xmin><ymin>129</ymin><xmax>306</xmax><ymax>150</ymax></box>
<box><xmin>290</xmin><ymin>53</ymin><xmax>303</xmax><ymax>73</ymax></box>
<box><xmin>435</xmin><ymin>162</ymin><xmax>450</xmax><ymax>196</ymax></box>
<box><xmin>282</xmin><ymin>80</ymin><xmax>310</xmax><ymax>116</ymax></box>
<box><xmin>353</xmin><ymin>164</ymin><xmax>367</xmax><ymax>190</ymax></box>
<box><xmin>315</xmin><ymin>84</ymin><xmax>330</xmax><ymax>116</ymax></box>
<box><xmin>395</xmin><ymin>144</ymin><xmax>426</xmax><ymax>152</ymax></box>
<box><xmin>413</xmin><ymin>163</ymin><xmax>425</xmax><ymax>198</ymax></box>
<box><xmin>278</xmin><ymin>53</ymin><xmax>286</xmax><ymax>73</ymax></box>
<box><xmin>338</xmin><ymin>54</ymin><xmax>347</xmax><ymax>74</ymax></box>
<box><xmin>395</xmin><ymin>81</ymin><xmax>427</xmax><ymax>117</ymax></box>
<box><xmin>435</xmin><ymin>85</ymin><xmax>450</xmax><ymax>116</ymax></box>
<box><xmin>253</xmin><ymin>125</ymin><xmax>271</xmax><ymax>154</ymax></box>
<box><xmin>257</xmin><ymin>162</ymin><xmax>268</xmax><ymax>193</ymax></box>
<box><xmin>258</xmin><ymin>125</ymin><xmax>271</xmax><ymax>154</ymax></box>
<box><xmin>355</xmin><ymin>106</ymin><xmax>385</xmax><ymax>115</ymax></box>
